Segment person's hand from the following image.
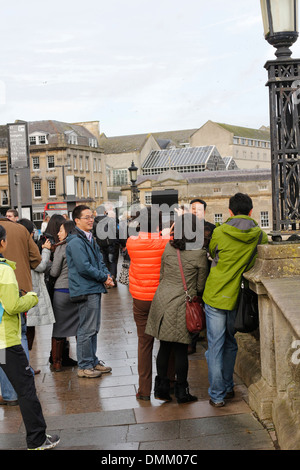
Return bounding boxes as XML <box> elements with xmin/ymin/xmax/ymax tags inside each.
<box><xmin>161</xmin><ymin>223</ymin><xmax>174</xmax><ymax>238</ymax></box>
<box><xmin>104</xmin><ymin>275</ymin><xmax>115</xmax><ymax>288</ymax></box>
<box><xmin>42</xmin><ymin>239</ymin><xmax>52</xmax><ymax>250</ymax></box>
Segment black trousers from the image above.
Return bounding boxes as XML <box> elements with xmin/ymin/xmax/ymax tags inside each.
<box><xmin>0</xmin><ymin>345</ymin><xmax>46</xmax><ymax>449</ymax></box>
<box><xmin>156</xmin><ymin>341</ymin><xmax>189</xmax><ymax>384</ymax></box>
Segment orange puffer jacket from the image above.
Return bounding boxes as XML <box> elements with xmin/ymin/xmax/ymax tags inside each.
<box><xmin>126</xmin><ymin>232</ymin><xmax>170</xmax><ymax>301</ymax></box>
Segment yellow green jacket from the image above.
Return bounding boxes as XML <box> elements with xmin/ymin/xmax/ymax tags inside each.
<box><xmin>203</xmin><ymin>215</ymin><xmax>268</xmax><ymax>310</ymax></box>
<box><xmin>0</xmin><ymin>257</ymin><xmax>38</xmax><ymax>349</ymax></box>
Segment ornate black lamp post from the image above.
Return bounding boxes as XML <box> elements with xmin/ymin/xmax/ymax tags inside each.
<box><xmin>260</xmin><ymin>0</ymin><xmax>300</xmax><ymax>241</ymax></box>
<box><xmin>128</xmin><ymin>160</ymin><xmax>140</xmax><ymax>205</ymax></box>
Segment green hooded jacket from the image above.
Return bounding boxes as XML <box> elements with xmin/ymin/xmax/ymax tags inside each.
<box><xmin>202</xmin><ymin>215</ymin><xmax>268</xmax><ymax>311</ymax></box>
<box><xmin>0</xmin><ymin>258</ymin><xmax>38</xmax><ymax>349</ymax></box>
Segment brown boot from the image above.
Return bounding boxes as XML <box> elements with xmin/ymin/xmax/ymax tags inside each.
<box><xmin>51</xmin><ymin>338</ymin><xmax>64</xmax><ymax>372</ymax></box>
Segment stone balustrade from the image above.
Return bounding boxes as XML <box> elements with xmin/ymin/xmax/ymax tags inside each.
<box><xmin>234</xmin><ymin>242</ymin><xmax>300</xmax><ymax>450</ymax></box>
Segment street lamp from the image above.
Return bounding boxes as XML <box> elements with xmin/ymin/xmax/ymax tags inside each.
<box><xmin>260</xmin><ymin>0</ymin><xmax>300</xmax><ymax>241</ymax></box>
<box><xmin>128</xmin><ymin>160</ymin><xmax>140</xmax><ymax>205</ymax></box>
<box><xmin>261</xmin><ymin>0</ymin><xmax>298</xmax><ymax>58</ymax></box>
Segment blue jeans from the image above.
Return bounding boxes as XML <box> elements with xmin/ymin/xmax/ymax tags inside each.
<box><xmin>76</xmin><ymin>294</ymin><xmax>101</xmax><ymax>370</ymax></box>
<box><xmin>0</xmin><ymin>313</ymin><xmax>32</xmax><ymax>401</ymax></box>
<box><xmin>204</xmin><ymin>303</ymin><xmax>238</xmax><ymax>403</ymax></box>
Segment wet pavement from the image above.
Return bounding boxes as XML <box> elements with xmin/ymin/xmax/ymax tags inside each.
<box><xmin>0</xmin><ymin>278</ymin><xmax>277</xmax><ymax>451</ymax></box>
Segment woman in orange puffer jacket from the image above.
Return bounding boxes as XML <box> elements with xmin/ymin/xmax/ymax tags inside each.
<box><xmin>126</xmin><ymin>206</ymin><xmax>172</xmax><ymax>401</ymax></box>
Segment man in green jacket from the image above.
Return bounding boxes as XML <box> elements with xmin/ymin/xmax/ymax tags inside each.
<box><xmin>202</xmin><ymin>193</ymin><xmax>268</xmax><ymax>407</ymax></box>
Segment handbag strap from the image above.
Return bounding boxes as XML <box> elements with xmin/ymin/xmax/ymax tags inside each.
<box><xmin>242</xmin><ymin>230</ymin><xmax>263</xmax><ymax>274</ymax></box>
<box><xmin>176</xmin><ymin>249</ymin><xmax>189</xmax><ymax>298</ymax></box>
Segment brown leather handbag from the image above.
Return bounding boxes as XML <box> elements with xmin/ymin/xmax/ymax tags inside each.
<box><xmin>176</xmin><ymin>249</ymin><xmax>206</xmax><ymax>334</ymax></box>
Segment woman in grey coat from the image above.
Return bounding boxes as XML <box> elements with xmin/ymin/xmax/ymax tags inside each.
<box><xmin>50</xmin><ymin>220</ymin><xmax>79</xmax><ymax>371</ymax></box>
<box><xmin>146</xmin><ymin>213</ymin><xmax>208</xmax><ymax>403</ymax></box>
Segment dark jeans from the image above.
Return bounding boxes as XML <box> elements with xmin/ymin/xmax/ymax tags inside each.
<box><xmin>157</xmin><ymin>341</ymin><xmax>189</xmax><ymax>384</ymax></box>
<box><xmin>0</xmin><ymin>345</ymin><xmax>46</xmax><ymax>449</ymax></box>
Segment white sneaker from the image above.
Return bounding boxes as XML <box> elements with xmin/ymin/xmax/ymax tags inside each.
<box><xmin>28</xmin><ymin>434</ymin><xmax>60</xmax><ymax>450</ymax></box>
<box><xmin>94</xmin><ymin>361</ymin><xmax>112</xmax><ymax>373</ymax></box>
<box><xmin>77</xmin><ymin>368</ymin><xmax>102</xmax><ymax>378</ymax></box>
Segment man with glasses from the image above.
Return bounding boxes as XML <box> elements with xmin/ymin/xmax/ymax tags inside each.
<box><xmin>66</xmin><ymin>205</ymin><xmax>114</xmax><ymax>378</ymax></box>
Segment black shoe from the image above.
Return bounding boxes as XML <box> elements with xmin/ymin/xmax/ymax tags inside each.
<box><xmin>154</xmin><ymin>376</ymin><xmax>172</xmax><ymax>402</ymax></box>
<box><xmin>174</xmin><ymin>382</ymin><xmax>197</xmax><ymax>404</ymax></box>
<box><xmin>225</xmin><ymin>390</ymin><xmax>235</xmax><ymax>399</ymax></box>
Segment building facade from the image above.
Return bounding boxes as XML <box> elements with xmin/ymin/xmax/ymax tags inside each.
<box><xmin>122</xmin><ymin>168</ymin><xmax>272</xmax><ymax>231</ymax></box>
<box><xmin>190</xmin><ymin>121</ymin><xmax>271</xmax><ymax>169</ymax></box>
<box><xmin>29</xmin><ymin>120</ymin><xmax>108</xmax><ymax>224</ymax></box>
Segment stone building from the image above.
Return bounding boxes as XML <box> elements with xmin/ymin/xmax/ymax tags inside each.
<box><xmin>100</xmin><ymin>122</ymin><xmax>270</xmax><ymax>205</ymax></box>
<box><xmin>190</xmin><ymin>121</ymin><xmax>271</xmax><ymax>169</ymax></box>
<box><xmin>0</xmin><ymin>120</ymin><xmax>107</xmax><ymax>222</ymax></box>
<box><xmin>121</xmin><ymin>168</ymin><xmax>272</xmax><ymax>230</ymax></box>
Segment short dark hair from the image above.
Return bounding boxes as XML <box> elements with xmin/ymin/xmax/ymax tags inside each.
<box><xmin>72</xmin><ymin>205</ymin><xmax>90</xmax><ymax>221</ymax></box>
<box><xmin>0</xmin><ymin>225</ymin><xmax>6</xmax><ymax>242</ymax></box>
<box><xmin>229</xmin><ymin>193</ymin><xmax>253</xmax><ymax>216</ymax></box>
<box><xmin>190</xmin><ymin>198</ymin><xmax>207</xmax><ymax>210</ymax></box>
<box><xmin>18</xmin><ymin>218</ymin><xmax>35</xmax><ymax>234</ymax></box>
<box><xmin>6</xmin><ymin>208</ymin><xmax>18</xmax><ymax>217</ymax></box>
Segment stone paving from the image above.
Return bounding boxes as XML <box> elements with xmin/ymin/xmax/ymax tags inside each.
<box><xmin>0</xmin><ymin>278</ymin><xmax>277</xmax><ymax>451</ymax></box>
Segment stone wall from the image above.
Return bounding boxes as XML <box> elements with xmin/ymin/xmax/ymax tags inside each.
<box><xmin>235</xmin><ymin>243</ymin><xmax>300</xmax><ymax>450</ymax></box>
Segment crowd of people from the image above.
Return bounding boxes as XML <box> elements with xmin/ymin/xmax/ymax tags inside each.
<box><xmin>0</xmin><ymin>192</ymin><xmax>268</xmax><ymax>449</ymax></box>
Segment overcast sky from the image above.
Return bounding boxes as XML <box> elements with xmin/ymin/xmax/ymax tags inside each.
<box><xmin>0</xmin><ymin>0</ymin><xmax>299</xmax><ymax>137</ymax></box>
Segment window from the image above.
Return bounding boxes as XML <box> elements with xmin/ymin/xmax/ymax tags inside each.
<box><xmin>79</xmin><ymin>156</ymin><xmax>83</xmax><ymax>171</ymax></box>
<box><xmin>0</xmin><ymin>160</ymin><xmax>7</xmax><ymax>174</ymax></box>
<box><xmin>94</xmin><ymin>182</ymin><xmax>98</xmax><ymax>197</ymax></box>
<box><xmin>47</xmin><ymin>155</ymin><xmax>55</xmax><ymax>169</ymax></box>
<box><xmin>48</xmin><ymin>180</ymin><xmax>56</xmax><ymax>197</ymax></box>
<box><xmin>89</xmin><ymin>138</ymin><xmax>98</xmax><ymax>148</ymax></box>
<box><xmin>98</xmin><ymin>159</ymin><xmax>102</xmax><ymax>172</ymax></box>
<box><xmin>145</xmin><ymin>192</ymin><xmax>152</xmax><ymax>205</ymax></box>
<box><xmin>32</xmin><ymin>157</ymin><xmax>40</xmax><ymax>170</ymax></box>
<box><xmin>33</xmin><ymin>181</ymin><xmax>41</xmax><ymax>198</ymax></box>
<box><xmin>68</xmin><ymin>133</ymin><xmax>78</xmax><ymax>145</ymax></box>
<box><xmin>260</xmin><ymin>211</ymin><xmax>269</xmax><ymax>228</ymax></box>
<box><xmin>86</xmin><ymin>180</ymin><xmax>90</xmax><ymax>197</ymax></box>
<box><xmin>80</xmin><ymin>179</ymin><xmax>84</xmax><ymax>197</ymax></box>
<box><xmin>85</xmin><ymin>156</ymin><xmax>89</xmax><ymax>171</ymax></box>
<box><xmin>29</xmin><ymin>134</ymin><xmax>48</xmax><ymax>145</ymax></box>
<box><xmin>1</xmin><ymin>190</ymin><xmax>8</xmax><ymax>205</ymax></box>
<box><xmin>93</xmin><ymin>158</ymin><xmax>97</xmax><ymax>172</ymax></box>
<box><xmin>113</xmin><ymin>169</ymin><xmax>128</xmax><ymax>186</ymax></box>
<box><xmin>33</xmin><ymin>212</ymin><xmax>43</xmax><ymax>224</ymax></box>
<box><xmin>73</xmin><ymin>156</ymin><xmax>77</xmax><ymax>170</ymax></box>
<box><xmin>67</xmin><ymin>154</ymin><xmax>71</xmax><ymax>167</ymax></box>
<box><xmin>214</xmin><ymin>213</ymin><xmax>223</xmax><ymax>224</ymax></box>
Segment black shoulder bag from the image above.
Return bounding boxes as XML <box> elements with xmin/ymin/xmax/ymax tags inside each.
<box><xmin>234</xmin><ymin>231</ymin><xmax>263</xmax><ymax>333</ymax></box>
